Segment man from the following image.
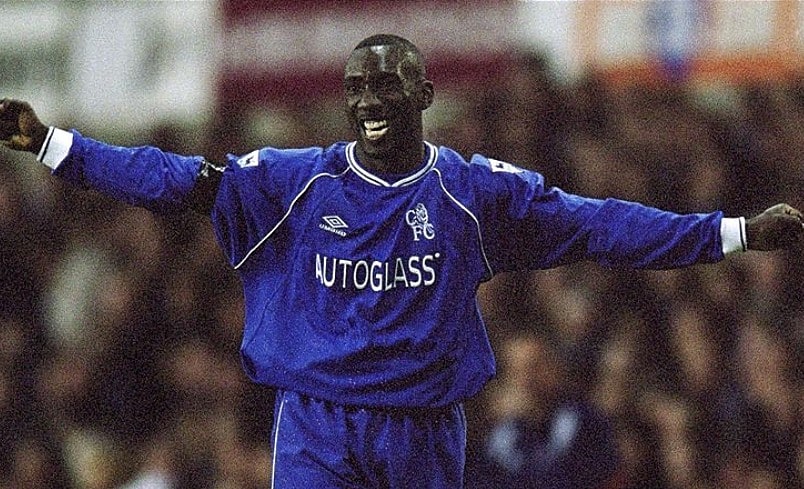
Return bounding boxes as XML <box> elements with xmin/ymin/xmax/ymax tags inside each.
<box><xmin>1</xmin><ymin>34</ymin><xmax>802</xmax><ymax>488</ymax></box>
<box><xmin>465</xmin><ymin>333</ymin><xmax>622</xmax><ymax>489</ymax></box>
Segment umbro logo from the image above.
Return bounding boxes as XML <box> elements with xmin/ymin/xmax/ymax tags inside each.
<box><xmin>319</xmin><ymin>215</ymin><xmax>348</xmax><ymax>237</ymax></box>
<box><xmin>322</xmin><ymin>215</ymin><xmax>348</xmax><ymax>229</ymax></box>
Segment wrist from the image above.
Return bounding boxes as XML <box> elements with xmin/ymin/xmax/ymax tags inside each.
<box><xmin>29</xmin><ymin>123</ymin><xmax>48</xmax><ymax>155</ymax></box>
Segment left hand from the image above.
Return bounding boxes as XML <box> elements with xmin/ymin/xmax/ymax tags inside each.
<box><xmin>745</xmin><ymin>203</ymin><xmax>804</xmax><ymax>251</ymax></box>
<box><xmin>0</xmin><ymin>98</ymin><xmax>48</xmax><ymax>154</ymax></box>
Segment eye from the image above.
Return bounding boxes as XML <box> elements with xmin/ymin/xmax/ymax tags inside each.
<box><xmin>344</xmin><ymin>80</ymin><xmax>363</xmax><ymax>96</ymax></box>
<box><xmin>373</xmin><ymin>78</ymin><xmax>402</xmax><ymax>95</ymax></box>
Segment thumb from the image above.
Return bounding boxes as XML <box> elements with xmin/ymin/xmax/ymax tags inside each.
<box><xmin>746</xmin><ymin>206</ymin><xmax>804</xmax><ymax>251</ymax></box>
<box><xmin>0</xmin><ymin>99</ymin><xmax>48</xmax><ymax>153</ymax></box>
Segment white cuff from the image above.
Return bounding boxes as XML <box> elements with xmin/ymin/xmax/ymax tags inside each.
<box><xmin>721</xmin><ymin>216</ymin><xmax>747</xmax><ymax>255</ymax></box>
<box><xmin>36</xmin><ymin>127</ymin><xmax>73</xmax><ymax>170</ymax></box>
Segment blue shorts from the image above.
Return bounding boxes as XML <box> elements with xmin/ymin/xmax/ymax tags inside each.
<box><xmin>270</xmin><ymin>390</ymin><xmax>467</xmax><ymax>488</ymax></box>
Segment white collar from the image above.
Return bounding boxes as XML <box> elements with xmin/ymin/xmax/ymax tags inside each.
<box><xmin>345</xmin><ymin>141</ymin><xmax>438</xmax><ymax>187</ymax></box>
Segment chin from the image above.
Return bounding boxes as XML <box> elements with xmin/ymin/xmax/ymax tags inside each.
<box><xmin>359</xmin><ymin>138</ymin><xmax>393</xmax><ymax>158</ymax></box>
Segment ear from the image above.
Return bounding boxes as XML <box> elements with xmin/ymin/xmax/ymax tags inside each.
<box><xmin>417</xmin><ymin>80</ymin><xmax>434</xmax><ymax>110</ymax></box>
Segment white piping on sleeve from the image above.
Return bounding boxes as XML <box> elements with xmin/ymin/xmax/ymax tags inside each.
<box><xmin>234</xmin><ymin>169</ymin><xmax>350</xmax><ymax>270</ymax></box>
<box><xmin>432</xmin><ymin>167</ymin><xmax>494</xmax><ymax>279</ymax></box>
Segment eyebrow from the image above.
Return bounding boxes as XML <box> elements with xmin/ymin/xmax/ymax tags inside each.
<box><xmin>343</xmin><ymin>71</ymin><xmax>401</xmax><ymax>84</ymax></box>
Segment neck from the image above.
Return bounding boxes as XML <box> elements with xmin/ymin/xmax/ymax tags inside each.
<box><xmin>356</xmin><ymin>139</ymin><xmax>426</xmax><ymax>175</ymax></box>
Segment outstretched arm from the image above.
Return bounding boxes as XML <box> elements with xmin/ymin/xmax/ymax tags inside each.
<box><xmin>481</xmin><ymin>155</ymin><xmax>804</xmax><ymax>272</ymax></box>
<box><xmin>0</xmin><ymin>99</ymin><xmax>221</xmax><ymax>215</ymax></box>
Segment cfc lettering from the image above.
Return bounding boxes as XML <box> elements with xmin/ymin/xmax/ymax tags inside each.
<box><xmin>315</xmin><ymin>253</ymin><xmax>438</xmax><ymax>291</ymax></box>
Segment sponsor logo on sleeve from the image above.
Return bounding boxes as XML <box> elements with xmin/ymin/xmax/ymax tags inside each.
<box><xmin>237</xmin><ymin>150</ymin><xmax>260</xmax><ymax>168</ymax></box>
<box><xmin>489</xmin><ymin>158</ymin><xmax>523</xmax><ymax>174</ymax></box>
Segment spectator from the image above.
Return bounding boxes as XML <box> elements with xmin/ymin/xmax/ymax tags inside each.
<box><xmin>466</xmin><ymin>332</ymin><xmax>621</xmax><ymax>489</ymax></box>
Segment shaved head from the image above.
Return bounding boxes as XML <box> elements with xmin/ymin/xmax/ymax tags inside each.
<box><xmin>351</xmin><ymin>34</ymin><xmax>426</xmax><ymax>81</ymax></box>
<box><xmin>354</xmin><ymin>34</ymin><xmax>422</xmax><ymax>57</ymax></box>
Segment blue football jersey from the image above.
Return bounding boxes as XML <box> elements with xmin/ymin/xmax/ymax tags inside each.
<box><xmin>211</xmin><ymin>141</ymin><xmax>724</xmax><ymax>408</ymax></box>
<box><xmin>50</xmin><ymin>132</ymin><xmax>726</xmax><ymax>408</ymax></box>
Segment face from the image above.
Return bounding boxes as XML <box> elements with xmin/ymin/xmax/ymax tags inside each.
<box><xmin>344</xmin><ymin>44</ymin><xmax>433</xmax><ymax>162</ymax></box>
<box><xmin>501</xmin><ymin>335</ymin><xmax>564</xmax><ymax>405</ymax></box>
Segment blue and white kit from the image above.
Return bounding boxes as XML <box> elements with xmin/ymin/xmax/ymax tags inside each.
<box><xmin>37</xmin><ymin>127</ymin><xmax>747</xmax><ymax>487</ymax></box>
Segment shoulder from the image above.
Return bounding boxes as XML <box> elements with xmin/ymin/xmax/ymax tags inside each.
<box><xmin>433</xmin><ymin>145</ymin><xmax>547</xmax><ymax>192</ymax></box>
<box><xmin>227</xmin><ymin>141</ymin><xmax>349</xmax><ymax>174</ymax></box>
<box><xmin>216</xmin><ymin>142</ymin><xmax>350</xmax><ymax>203</ymax></box>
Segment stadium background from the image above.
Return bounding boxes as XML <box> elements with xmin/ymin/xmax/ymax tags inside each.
<box><xmin>0</xmin><ymin>1</ymin><xmax>802</xmax><ymax>487</ymax></box>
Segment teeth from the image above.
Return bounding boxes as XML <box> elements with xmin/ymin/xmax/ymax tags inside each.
<box><xmin>362</xmin><ymin>120</ymin><xmax>389</xmax><ymax>140</ymax></box>
<box><xmin>363</xmin><ymin>120</ymin><xmax>388</xmax><ymax>130</ymax></box>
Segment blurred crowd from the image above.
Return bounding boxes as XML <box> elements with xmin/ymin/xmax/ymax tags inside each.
<box><xmin>0</xmin><ymin>52</ymin><xmax>802</xmax><ymax>489</ymax></box>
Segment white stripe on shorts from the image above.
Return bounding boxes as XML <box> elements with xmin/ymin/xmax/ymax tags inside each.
<box><xmin>271</xmin><ymin>392</ymin><xmax>287</xmax><ymax>489</ymax></box>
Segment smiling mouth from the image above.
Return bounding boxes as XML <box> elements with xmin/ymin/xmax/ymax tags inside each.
<box><xmin>362</xmin><ymin>119</ymin><xmax>389</xmax><ymax>140</ymax></box>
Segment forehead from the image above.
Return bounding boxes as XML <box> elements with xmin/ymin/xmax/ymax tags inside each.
<box><xmin>344</xmin><ymin>45</ymin><xmax>415</xmax><ymax>78</ymax></box>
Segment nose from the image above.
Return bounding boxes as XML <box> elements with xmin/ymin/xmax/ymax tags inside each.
<box><xmin>357</xmin><ymin>86</ymin><xmax>381</xmax><ymax>109</ymax></box>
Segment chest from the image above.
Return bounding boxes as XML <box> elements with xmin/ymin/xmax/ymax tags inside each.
<box><xmin>288</xmin><ymin>175</ymin><xmax>477</xmax><ymax>261</ymax></box>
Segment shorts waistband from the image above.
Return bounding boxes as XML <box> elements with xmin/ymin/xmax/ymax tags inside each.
<box><xmin>279</xmin><ymin>389</ymin><xmax>461</xmax><ymax>418</ymax></box>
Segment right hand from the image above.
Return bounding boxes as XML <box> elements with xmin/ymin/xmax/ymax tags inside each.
<box><xmin>745</xmin><ymin>203</ymin><xmax>804</xmax><ymax>251</ymax></box>
<box><xmin>0</xmin><ymin>99</ymin><xmax>48</xmax><ymax>154</ymax></box>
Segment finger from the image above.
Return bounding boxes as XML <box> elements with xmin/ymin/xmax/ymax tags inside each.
<box><xmin>782</xmin><ymin>205</ymin><xmax>804</xmax><ymax>223</ymax></box>
<box><xmin>783</xmin><ymin>215</ymin><xmax>804</xmax><ymax>242</ymax></box>
<box><xmin>770</xmin><ymin>203</ymin><xmax>802</xmax><ymax>221</ymax></box>
<box><xmin>0</xmin><ymin>99</ymin><xmax>22</xmax><ymax>117</ymax></box>
<box><xmin>0</xmin><ymin>120</ymin><xmax>17</xmax><ymax>140</ymax></box>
